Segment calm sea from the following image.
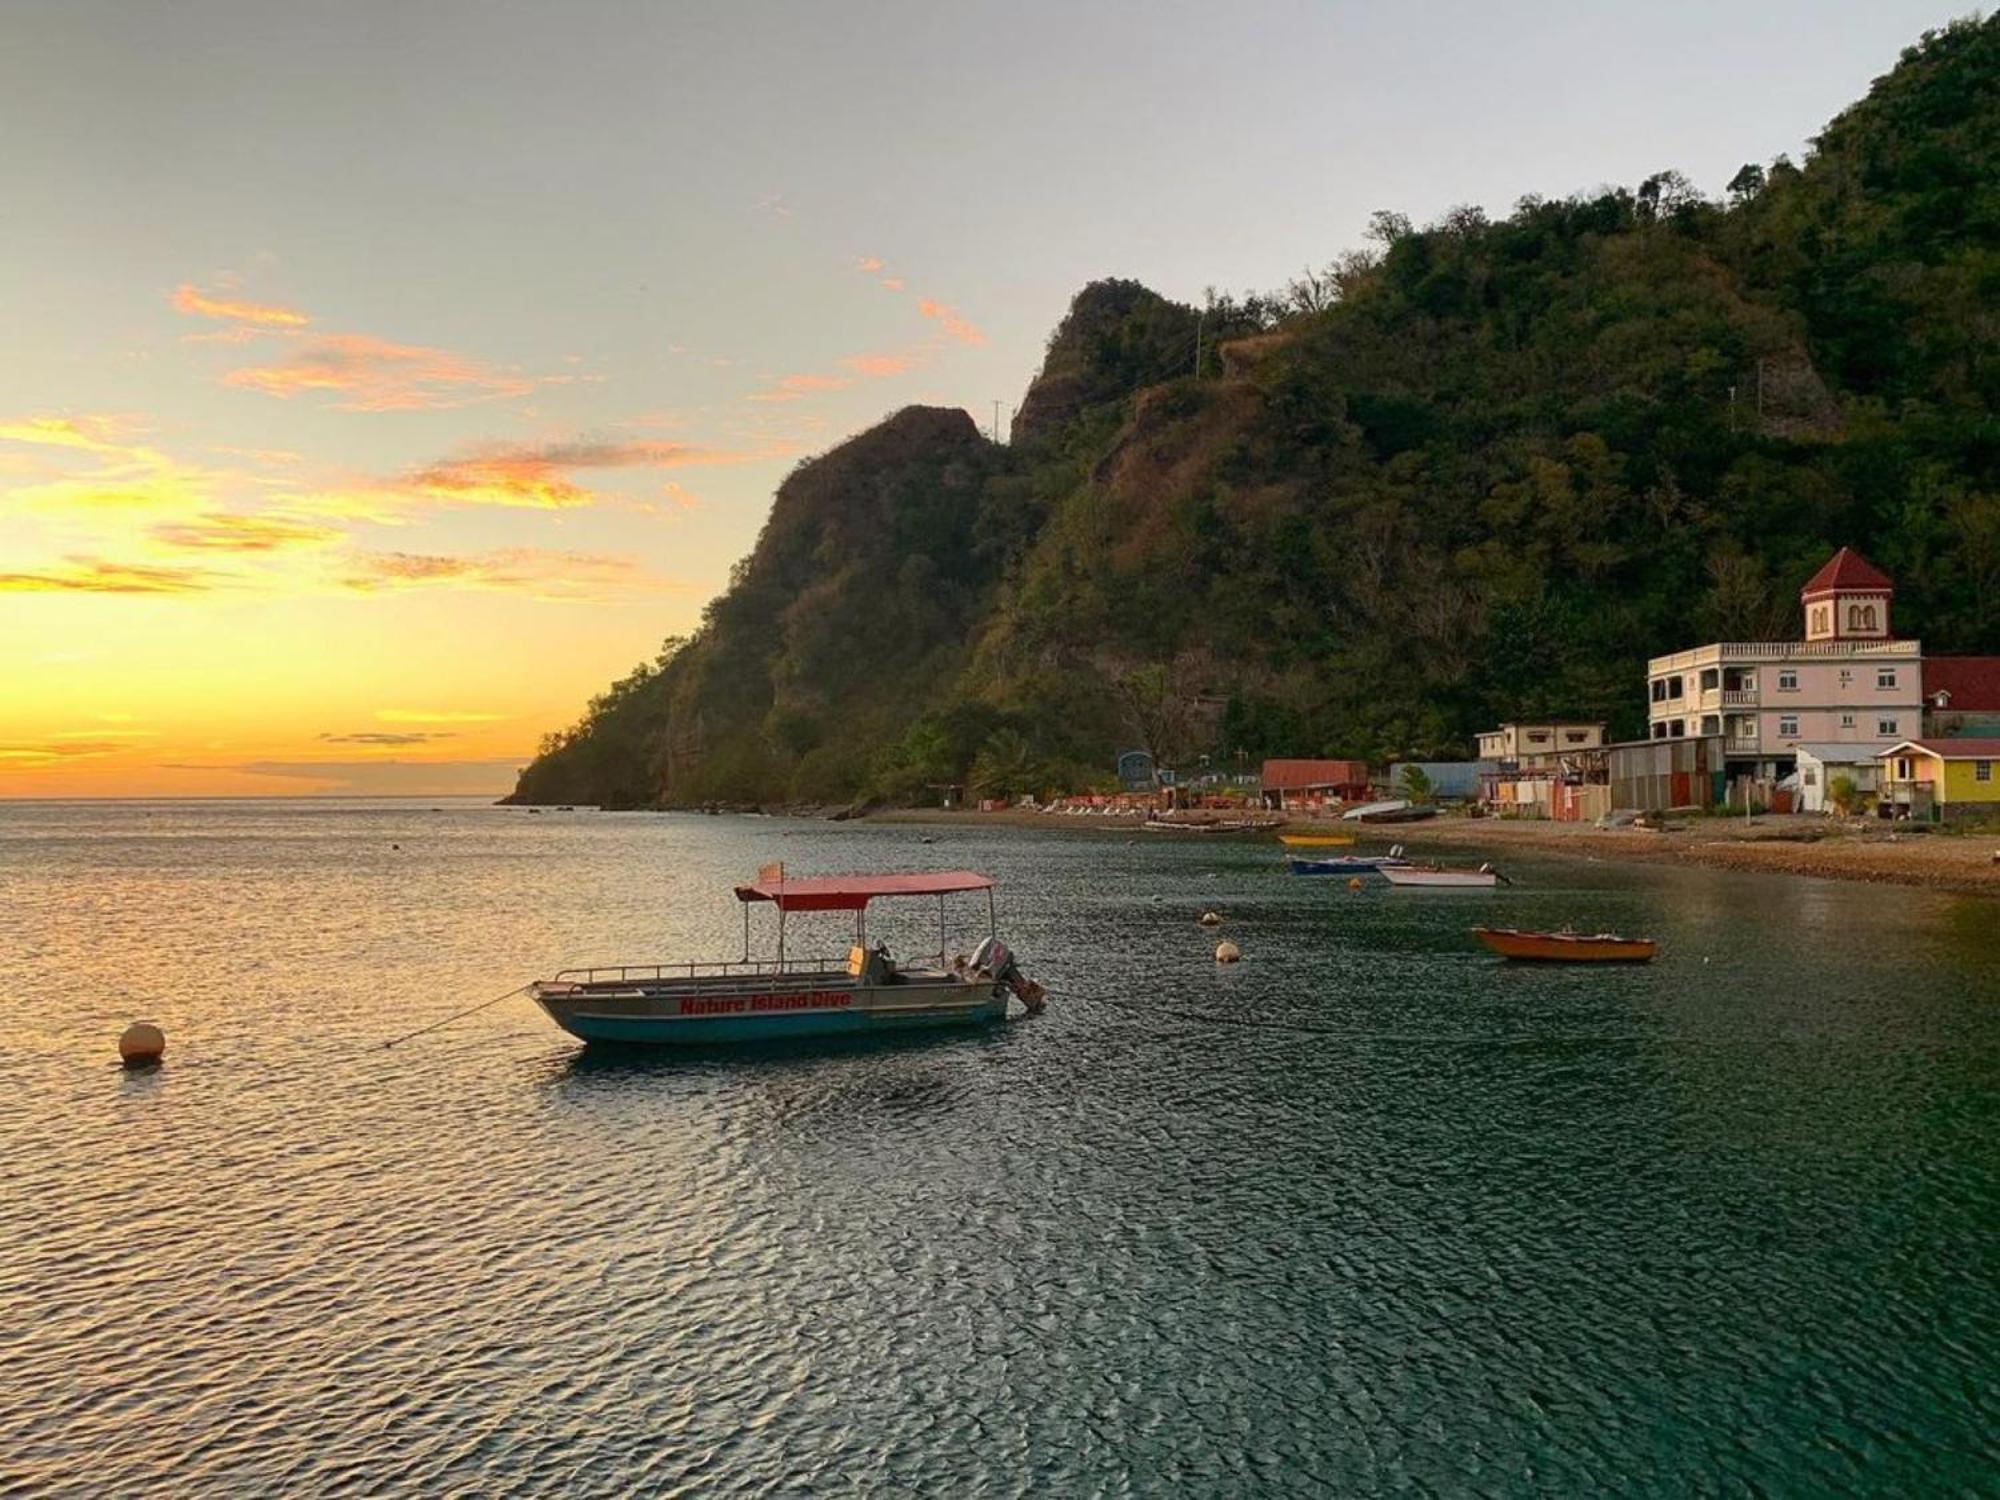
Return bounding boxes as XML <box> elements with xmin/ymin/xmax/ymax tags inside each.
<box><xmin>2</xmin><ymin>798</ymin><xmax>1995</xmax><ymax>1495</ymax></box>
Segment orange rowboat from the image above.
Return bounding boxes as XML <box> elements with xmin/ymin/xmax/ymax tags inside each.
<box><xmin>1472</xmin><ymin>927</ymin><xmax>1658</xmax><ymax>963</ymax></box>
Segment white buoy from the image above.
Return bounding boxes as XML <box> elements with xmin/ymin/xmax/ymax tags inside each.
<box><xmin>1199</xmin><ymin>911</ymin><xmax>1222</xmax><ymax>927</ymax></box>
<box><xmin>119</xmin><ymin>1021</ymin><xmax>165</xmax><ymax>1066</ymax></box>
<box><xmin>1215</xmin><ymin>940</ymin><xmax>1242</xmax><ymax>964</ymax></box>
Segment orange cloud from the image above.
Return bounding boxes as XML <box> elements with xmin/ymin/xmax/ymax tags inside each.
<box><xmin>149</xmin><ymin>513</ymin><xmax>343</xmax><ymax>552</ymax></box>
<box><xmin>172</xmin><ymin>283</ymin><xmax>311</xmax><ymax>328</ymax></box>
<box><xmin>406</xmin><ymin>438</ymin><xmax>765</xmax><ymax>509</ymax></box>
<box><xmin>338</xmin><ymin>547</ymin><xmax>674</xmax><ymax>600</ymax></box>
<box><xmin>841</xmin><ymin>351</ymin><xmax>918</xmax><ymax>378</ymax></box>
<box><xmin>917</xmin><ymin>299</ymin><xmax>985</xmax><ymax>347</ymax></box>
<box><xmin>0</xmin><ymin>413</ymin><xmax>148</xmax><ymax>457</ymax></box>
<box><xmin>857</xmin><ymin>257</ymin><xmax>885</xmax><ymax>273</ymax></box>
<box><xmin>0</xmin><ymin>557</ymin><xmax>222</xmax><ymax>594</ymax></box>
<box><xmin>223</xmin><ymin>333</ymin><xmax>533</xmax><ymax>412</ymax></box>
<box><xmin>880</xmin><ymin>277</ymin><xmax>905</xmax><ymax>291</ymax></box>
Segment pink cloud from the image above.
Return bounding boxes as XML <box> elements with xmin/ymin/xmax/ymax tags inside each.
<box><xmin>171</xmin><ymin>283</ymin><xmax>312</xmax><ymax>329</ymax></box>
<box><xmin>857</xmin><ymin>257</ymin><xmax>885</xmax><ymax>273</ymax></box>
<box><xmin>841</xmin><ymin>351</ymin><xmax>918</xmax><ymax>378</ymax></box>
<box><xmin>224</xmin><ymin>333</ymin><xmax>534</xmax><ymax>412</ymax></box>
<box><xmin>917</xmin><ymin>299</ymin><xmax>985</xmax><ymax>347</ymax></box>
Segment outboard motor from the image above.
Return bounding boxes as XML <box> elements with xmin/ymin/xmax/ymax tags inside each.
<box><xmin>968</xmin><ymin>936</ymin><xmax>1047</xmax><ymax>1015</ymax></box>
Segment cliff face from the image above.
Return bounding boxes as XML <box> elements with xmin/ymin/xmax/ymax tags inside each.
<box><xmin>509</xmin><ymin>18</ymin><xmax>2000</xmax><ymax>808</ymax></box>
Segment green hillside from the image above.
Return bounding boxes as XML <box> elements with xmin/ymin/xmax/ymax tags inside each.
<box><xmin>508</xmin><ymin>17</ymin><xmax>1999</xmax><ymax>809</ymax></box>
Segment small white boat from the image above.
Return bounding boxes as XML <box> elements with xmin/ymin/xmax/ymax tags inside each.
<box><xmin>1380</xmin><ymin>862</ymin><xmax>1508</xmax><ymax>888</ymax></box>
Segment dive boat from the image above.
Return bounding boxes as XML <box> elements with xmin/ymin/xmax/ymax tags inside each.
<box><xmin>1473</xmin><ymin>927</ymin><xmax>1657</xmax><ymax>962</ymax></box>
<box><xmin>1286</xmin><ymin>845</ymin><xmax>1407</xmax><ymax>876</ymax></box>
<box><xmin>1380</xmin><ymin>861</ymin><xmax>1507</xmax><ymax>888</ymax></box>
<box><xmin>1278</xmin><ymin>833</ymin><xmax>1356</xmax><ymax>848</ymax></box>
<box><xmin>529</xmin><ymin>867</ymin><xmax>1045</xmax><ymax>1046</ymax></box>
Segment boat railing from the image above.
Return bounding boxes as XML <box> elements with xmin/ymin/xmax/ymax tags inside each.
<box><xmin>552</xmin><ymin>957</ymin><xmax>846</xmax><ymax>986</ymax></box>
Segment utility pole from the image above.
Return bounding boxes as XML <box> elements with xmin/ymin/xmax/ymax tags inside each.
<box><xmin>1193</xmin><ymin>309</ymin><xmax>1205</xmax><ymax>379</ymax></box>
<box><xmin>991</xmin><ymin>399</ymin><xmax>1002</xmax><ymax>443</ymax></box>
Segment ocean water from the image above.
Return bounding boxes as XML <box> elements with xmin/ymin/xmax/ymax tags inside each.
<box><xmin>1</xmin><ymin>799</ymin><xmax>1994</xmax><ymax>1495</ymax></box>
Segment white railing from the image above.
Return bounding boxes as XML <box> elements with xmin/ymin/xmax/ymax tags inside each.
<box><xmin>1721</xmin><ymin>689</ymin><xmax>1758</xmax><ymax>706</ymax></box>
<box><xmin>1650</xmin><ymin>639</ymin><xmax>1920</xmax><ymax>672</ymax></box>
<box><xmin>554</xmin><ymin>958</ymin><xmax>847</xmax><ymax>986</ymax></box>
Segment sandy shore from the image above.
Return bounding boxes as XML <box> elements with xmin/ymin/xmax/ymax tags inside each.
<box><xmin>867</xmin><ymin>807</ymin><xmax>2000</xmax><ymax>897</ymax></box>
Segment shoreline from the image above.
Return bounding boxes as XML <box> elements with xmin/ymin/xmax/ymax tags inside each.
<box><xmin>866</xmin><ymin>807</ymin><xmax>2000</xmax><ymax>898</ymax></box>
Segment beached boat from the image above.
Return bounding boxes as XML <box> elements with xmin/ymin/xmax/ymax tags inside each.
<box><xmin>1278</xmin><ymin>833</ymin><xmax>1356</xmax><ymax>848</ymax></box>
<box><xmin>1338</xmin><ymin>800</ymin><xmax>1440</xmax><ymax>824</ymax></box>
<box><xmin>1380</xmin><ymin>862</ymin><xmax>1507</xmax><ymax>888</ymax></box>
<box><xmin>1287</xmin><ymin>845</ymin><xmax>1407</xmax><ymax>876</ymax></box>
<box><xmin>1472</xmin><ymin>927</ymin><xmax>1657</xmax><ymax>962</ymax></box>
<box><xmin>529</xmin><ymin>867</ymin><xmax>1045</xmax><ymax>1046</ymax></box>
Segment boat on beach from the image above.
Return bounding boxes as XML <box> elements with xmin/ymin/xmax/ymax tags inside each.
<box><xmin>1473</xmin><ymin>927</ymin><xmax>1657</xmax><ymax>962</ymax></box>
<box><xmin>529</xmin><ymin>867</ymin><xmax>1045</xmax><ymax>1046</ymax></box>
<box><xmin>1340</xmin><ymin>799</ymin><xmax>1440</xmax><ymax>824</ymax></box>
<box><xmin>1380</xmin><ymin>862</ymin><xmax>1507</xmax><ymax>888</ymax></box>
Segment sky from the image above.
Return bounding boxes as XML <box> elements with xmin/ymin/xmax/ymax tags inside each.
<box><xmin>0</xmin><ymin>0</ymin><xmax>1965</xmax><ymax>796</ymax></box>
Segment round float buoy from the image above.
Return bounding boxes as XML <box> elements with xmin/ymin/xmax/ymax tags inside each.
<box><xmin>1347</xmin><ymin>876</ymin><xmax>1364</xmax><ymax>891</ymax></box>
<box><xmin>1198</xmin><ymin>911</ymin><xmax>1222</xmax><ymax>927</ymax></box>
<box><xmin>118</xmin><ymin>1021</ymin><xmax>165</xmax><ymax>1066</ymax></box>
<box><xmin>1215</xmin><ymin>940</ymin><xmax>1241</xmax><ymax>964</ymax></box>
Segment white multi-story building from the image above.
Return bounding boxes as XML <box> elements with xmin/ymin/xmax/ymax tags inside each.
<box><xmin>1645</xmin><ymin>549</ymin><xmax>1923</xmax><ymax>777</ymax></box>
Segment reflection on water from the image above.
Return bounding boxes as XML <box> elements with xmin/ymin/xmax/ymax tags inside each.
<box><xmin>2</xmin><ymin>798</ymin><xmax>1996</xmax><ymax>1494</ymax></box>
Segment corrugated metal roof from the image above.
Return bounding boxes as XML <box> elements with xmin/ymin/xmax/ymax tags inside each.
<box><xmin>1260</xmin><ymin>759</ymin><xmax>1371</xmax><ymax>791</ymax></box>
<box><xmin>1924</xmin><ymin>656</ymin><xmax>2000</xmax><ymax>711</ymax></box>
<box><xmin>1792</xmin><ymin>742</ymin><xmax>1893</xmax><ymax>762</ymax></box>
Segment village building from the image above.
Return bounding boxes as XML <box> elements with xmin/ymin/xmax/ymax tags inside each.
<box><xmin>1923</xmin><ymin>658</ymin><xmax>2000</xmax><ymax>738</ymax></box>
<box><xmin>1259</xmin><ymin>758</ymin><xmax>1371</xmax><ymax>811</ymax></box>
<box><xmin>1793</xmin><ymin>742</ymin><xmax>1890</xmax><ymax>814</ymax></box>
<box><xmin>1646</xmin><ymin>549</ymin><xmax>1923</xmax><ymax>783</ymax></box>
<box><xmin>1475</xmin><ymin>722</ymin><xmax>1605</xmax><ymax>767</ymax></box>
<box><xmin>1876</xmin><ymin>738</ymin><xmax>2000</xmax><ymax>822</ymax></box>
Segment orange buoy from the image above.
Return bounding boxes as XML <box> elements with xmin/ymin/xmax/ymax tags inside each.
<box><xmin>1347</xmin><ymin>876</ymin><xmax>1364</xmax><ymax>891</ymax></box>
<box><xmin>119</xmin><ymin>1021</ymin><xmax>165</xmax><ymax>1067</ymax></box>
<box><xmin>1214</xmin><ymin>940</ymin><xmax>1241</xmax><ymax>964</ymax></box>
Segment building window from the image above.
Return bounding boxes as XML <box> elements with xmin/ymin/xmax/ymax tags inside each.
<box><xmin>1651</xmin><ymin>679</ymin><xmax>1666</xmax><ymax>703</ymax></box>
<box><xmin>1701</xmin><ymin>715</ymin><xmax>1720</xmax><ymax>735</ymax></box>
<box><xmin>1527</xmin><ymin>731</ymin><xmax>1549</xmax><ymax>745</ymax></box>
<box><xmin>1669</xmin><ymin>676</ymin><xmax>1683</xmax><ymax>699</ymax></box>
<box><xmin>1670</xmin><ymin>721</ymin><xmax>1685</xmax><ymax>738</ymax></box>
<box><xmin>1979</xmin><ymin>761</ymin><xmax>1993</xmax><ymax>784</ymax></box>
<box><xmin>1804</xmin><ymin>767</ymin><xmax>1818</xmax><ymax>786</ymax></box>
<box><xmin>1652</xmin><ymin>723</ymin><xmax>1667</xmax><ymax>740</ymax></box>
<box><xmin>1778</xmin><ymin>715</ymin><xmax>1799</xmax><ymax>738</ymax></box>
<box><xmin>1877</xmin><ymin>718</ymin><xmax>1897</xmax><ymax>736</ymax></box>
<box><xmin>1700</xmin><ymin>668</ymin><xmax>1720</xmax><ymax>691</ymax></box>
<box><xmin>1564</xmin><ymin>730</ymin><xmax>1587</xmax><ymax>744</ymax></box>
<box><xmin>1841</xmin><ymin>713</ymin><xmax>1855</xmax><ymax>729</ymax></box>
<box><xmin>1877</xmin><ymin>669</ymin><xmax>1897</xmax><ymax>690</ymax></box>
<box><xmin>1896</xmin><ymin>758</ymin><xmax>1913</xmax><ymax>781</ymax></box>
<box><xmin>1778</xmin><ymin>670</ymin><xmax>1798</xmax><ymax>691</ymax></box>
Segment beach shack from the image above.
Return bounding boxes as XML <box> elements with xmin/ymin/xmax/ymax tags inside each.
<box><xmin>1259</xmin><ymin>759</ymin><xmax>1371</xmax><ymax>812</ymax></box>
<box><xmin>1875</xmin><ymin>739</ymin><xmax>2000</xmax><ymax>822</ymax></box>
<box><xmin>1793</xmin><ymin>742</ymin><xmax>1889</xmax><ymax>814</ymax></box>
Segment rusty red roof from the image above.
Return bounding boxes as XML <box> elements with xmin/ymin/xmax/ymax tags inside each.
<box><xmin>1260</xmin><ymin>758</ymin><xmax>1372</xmax><ymax>791</ymax></box>
<box><xmin>1924</xmin><ymin>657</ymin><xmax>2000</xmax><ymax>711</ymax></box>
<box><xmin>734</xmin><ymin>870</ymin><xmax>993</xmax><ymax>911</ymax></box>
<box><xmin>1801</xmin><ymin>546</ymin><xmax>1893</xmax><ymax>596</ymax></box>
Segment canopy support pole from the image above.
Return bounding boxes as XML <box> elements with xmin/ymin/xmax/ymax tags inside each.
<box><xmin>987</xmin><ymin>888</ymin><xmax>996</xmax><ymax>941</ymax></box>
<box><xmin>742</xmin><ymin>902</ymin><xmax>750</xmax><ymax>964</ymax></box>
<box><xmin>938</xmin><ymin>894</ymin><xmax>947</xmax><ymax>965</ymax></box>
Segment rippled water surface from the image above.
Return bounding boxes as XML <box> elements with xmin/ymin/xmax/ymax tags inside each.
<box><xmin>2</xmin><ymin>799</ymin><xmax>1996</xmax><ymax>1495</ymax></box>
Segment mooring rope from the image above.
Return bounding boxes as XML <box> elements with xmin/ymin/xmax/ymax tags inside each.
<box><xmin>374</xmin><ymin>982</ymin><xmax>532</xmax><ymax>1050</ymax></box>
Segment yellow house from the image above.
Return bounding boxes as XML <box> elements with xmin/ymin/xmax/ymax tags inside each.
<box><xmin>1875</xmin><ymin>738</ymin><xmax>2000</xmax><ymax>821</ymax></box>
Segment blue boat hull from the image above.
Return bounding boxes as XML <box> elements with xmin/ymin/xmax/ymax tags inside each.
<box><xmin>1287</xmin><ymin>857</ymin><xmax>1402</xmax><ymax>876</ymax></box>
<box><xmin>537</xmin><ymin>990</ymin><xmax>1009</xmax><ymax>1047</ymax></box>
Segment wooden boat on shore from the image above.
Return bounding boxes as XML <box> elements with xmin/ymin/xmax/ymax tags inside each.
<box><xmin>1340</xmin><ymin>799</ymin><xmax>1440</xmax><ymax>824</ymax></box>
<box><xmin>1473</xmin><ymin>927</ymin><xmax>1657</xmax><ymax>963</ymax></box>
<box><xmin>529</xmin><ymin>867</ymin><xmax>1045</xmax><ymax>1046</ymax></box>
<box><xmin>1380</xmin><ymin>862</ymin><xmax>1507</xmax><ymax>888</ymax></box>
<box><xmin>1278</xmin><ymin>833</ymin><xmax>1356</xmax><ymax>848</ymax></box>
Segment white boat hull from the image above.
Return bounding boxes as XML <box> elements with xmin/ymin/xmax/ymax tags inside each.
<box><xmin>1379</xmin><ymin>867</ymin><xmax>1499</xmax><ymax>888</ymax></box>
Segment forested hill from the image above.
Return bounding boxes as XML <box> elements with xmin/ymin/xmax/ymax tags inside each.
<box><xmin>508</xmin><ymin>18</ymin><xmax>1999</xmax><ymax>809</ymax></box>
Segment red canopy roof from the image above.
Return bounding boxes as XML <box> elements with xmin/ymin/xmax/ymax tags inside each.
<box><xmin>733</xmin><ymin>870</ymin><xmax>994</xmax><ymax>911</ymax></box>
<box><xmin>1261</xmin><ymin>758</ymin><xmax>1371</xmax><ymax>791</ymax></box>
<box><xmin>1801</xmin><ymin>546</ymin><xmax>1893</xmax><ymax>596</ymax></box>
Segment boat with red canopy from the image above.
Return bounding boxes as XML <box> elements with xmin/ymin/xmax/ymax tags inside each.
<box><xmin>529</xmin><ymin>864</ymin><xmax>1044</xmax><ymax>1046</ymax></box>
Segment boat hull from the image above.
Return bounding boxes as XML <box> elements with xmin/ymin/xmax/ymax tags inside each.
<box><xmin>1278</xmin><ymin>834</ymin><xmax>1356</xmax><ymax>848</ymax></box>
<box><xmin>1288</xmin><ymin>856</ymin><xmax>1404</xmax><ymax>876</ymax></box>
<box><xmin>1473</xmin><ymin>928</ymin><xmax>1657</xmax><ymax>962</ymax></box>
<box><xmin>1380</xmin><ymin>867</ymin><xmax>1497</xmax><ymax>888</ymax></box>
<box><xmin>532</xmin><ymin>975</ymin><xmax>1009</xmax><ymax>1046</ymax></box>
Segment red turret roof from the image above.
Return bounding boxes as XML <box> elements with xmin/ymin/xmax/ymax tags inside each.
<box><xmin>1801</xmin><ymin>547</ymin><xmax>1893</xmax><ymax>596</ymax></box>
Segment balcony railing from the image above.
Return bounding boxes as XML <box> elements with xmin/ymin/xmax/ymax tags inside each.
<box><xmin>1649</xmin><ymin>638</ymin><xmax>1921</xmax><ymax>672</ymax></box>
<box><xmin>1721</xmin><ymin>689</ymin><xmax>1758</xmax><ymax>706</ymax></box>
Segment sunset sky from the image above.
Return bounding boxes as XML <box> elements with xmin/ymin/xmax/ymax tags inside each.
<box><xmin>1</xmin><ymin>0</ymin><xmax>1955</xmax><ymax>796</ymax></box>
